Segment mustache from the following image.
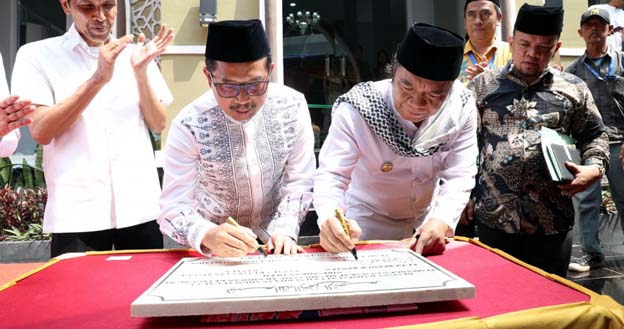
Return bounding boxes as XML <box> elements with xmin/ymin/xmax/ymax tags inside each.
<box><xmin>90</xmin><ymin>21</ymin><xmax>109</xmax><ymax>27</ymax></box>
<box><xmin>229</xmin><ymin>103</ymin><xmax>256</xmax><ymax>112</ymax></box>
<box><xmin>90</xmin><ymin>24</ymin><xmax>109</xmax><ymax>30</ymax></box>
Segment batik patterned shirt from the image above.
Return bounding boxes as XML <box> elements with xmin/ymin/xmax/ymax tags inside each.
<box><xmin>469</xmin><ymin>64</ymin><xmax>609</xmax><ymax>235</ymax></box>
<box><xmin>159</xmin><ymin>84</ymin><xmax>316</xmax><ymax>254</ymax></box>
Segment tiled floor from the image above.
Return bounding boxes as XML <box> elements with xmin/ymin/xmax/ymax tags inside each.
<box><xmin>567</xmin><ymin>213</ymin><xmax>624</xmax><ymax>305</ymax></box>
<box><xmin>0</xmin><ymin>262</ymin><xmax>45</xmax><ymax>287</ymax></box>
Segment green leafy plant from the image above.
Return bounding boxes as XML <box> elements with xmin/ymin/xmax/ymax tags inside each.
<box><xmin>149</xmin><ymin>131</ymin><xmax>161</xmax><ymax>151</ymax></box>
<box><xmin>0</xmin><ymin>186</ymin><xmax>48</xmax><ymax>241</ymax></box>
<box><xmin>0</xmin><ymin>146</ymin><xmax>45</xmax><ymax>189</ymax></box>
<box><xmin>600</xmin><ymin>187</ymin><xmax>620</xmax><ymax>233</ymax></box>
<box><xmin>0</xmin><ymin>145</ymin><xmax>48</xmax><ymax>241</ymax></box>
<box><xmin>601</xmin><ymin>188</ymin><xmax>617</xmax><ymax>215</ymax></box>
<box><xmin>3</xmin><ymin>223</ymin><xmax>49</xmax><ymax>241</ymax></box>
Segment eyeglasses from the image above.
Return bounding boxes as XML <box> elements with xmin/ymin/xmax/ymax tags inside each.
<box><xmin>209</xmin><ymin>72</ymin><xmax>270</xmax><ymax>98</ymax></box>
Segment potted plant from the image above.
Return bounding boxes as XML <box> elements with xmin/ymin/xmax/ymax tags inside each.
<box><xmin>599</xmin><ymin>187</ymin><xmax>619</xmax><ymax>238</ymax></box>
<box><xmin>0</xmin><ymin>146</ymin><xmax>50</xmax><ymax>263</ymax></box>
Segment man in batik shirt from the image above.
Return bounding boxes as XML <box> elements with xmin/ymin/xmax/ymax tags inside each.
<box><xmin>467</xmin><ymin>4</ymin><xmax>609</xmax><ymax>276</ymax></box>
<box><xmin>159</xmin><ymin>20</ymin><xmax>316</xmax><ymax>257</ymax></box>
<box><xmin>457</xmin><ymin>0</ymin><xmax>512</xmax><ymax>236</ymax></box>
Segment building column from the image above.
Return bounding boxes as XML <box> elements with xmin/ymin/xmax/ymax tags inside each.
<box><xmin>264</xmin><ymin>0</ymin><xmax>284</xmax><ymax>84</ymax></box>
<box><xmin>501</xmin><ymin>0</ymin><xmax>516</xmax><ymax>42</ymax></box>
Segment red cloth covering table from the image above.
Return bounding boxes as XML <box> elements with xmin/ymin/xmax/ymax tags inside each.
<box><xmin>0</xmin><ymin>239</ymin><xmax>622</xmax><ymax>329</ymax></box>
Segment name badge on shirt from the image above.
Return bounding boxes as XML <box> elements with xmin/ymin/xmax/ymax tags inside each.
<box><xmin>380</xmin><ymin>161</ymin><xmax>393</xmax><ymax>173</ymax></box>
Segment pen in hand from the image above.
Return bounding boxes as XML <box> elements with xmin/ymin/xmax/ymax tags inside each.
<box><xmin>335</xmin><ymin>209</ymin><xmax>358</xmax><ymax>260</ymax></box>
<box><xmin>225</xmin><ymin>217</ymin><xmax>268</xmax><ymax>257</ymax></box>
<box><xmin>408</xmin><ymin>232</ymin><xmax>422</xmax><ymax>253</ymax></box>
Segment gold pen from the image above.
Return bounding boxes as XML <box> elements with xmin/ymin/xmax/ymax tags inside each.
<box><xmin>225</xmin><ymin>216</ymin><xmax>268</xmax><ymax>257</ymax></box>
<box><xmin>335</xmin><ymin>209</ymin><xmax>358</xmax><ymax>260</ymax></box>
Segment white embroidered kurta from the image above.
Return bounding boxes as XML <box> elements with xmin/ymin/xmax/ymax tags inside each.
<box><xmin>159</xmin><ymin>84</ymin><xmax>316</xmax><ymax>254</ymax></box>
<box><xmin>314</xmin><ymin>79</ymin><xmax>478</xmax><ymax>240</ymax></box>
<box><xmin>11</xmin><ymin>24</ymin><xmax>173</xmax><ymax>233</ymax></box>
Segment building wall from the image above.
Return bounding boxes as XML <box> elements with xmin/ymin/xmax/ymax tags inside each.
<box><xmin>159</xmin><ymin>0</ymin><xmax>259</xmax><ymax>139</ymax></box>
<box><xmin>157</xmin><ymin>0</ymin><xmax>592</xmax><ymax>140</ymax></box>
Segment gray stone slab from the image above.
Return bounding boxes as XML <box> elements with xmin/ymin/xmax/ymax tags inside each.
<box><xmin>0</xmin><ymin>240</ymin><xmax>50</xmax><ymax>263</ymax></box>
<box><xmin>131</xmin><ymin>248</ymin><xmax>475</xmax><ymax>317</ymax></box>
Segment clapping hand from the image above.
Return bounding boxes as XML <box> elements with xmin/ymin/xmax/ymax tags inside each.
<box><xmin>91</xmin><ymin>34</ymin><xmax>135</xmax><ymax>84</ymax></box>
<box><xmin>0</xmin><ymin>96</ymin><xmax>35</xmax><ymax>137</ymax></box>
<box><xmin>92</xmin><ymin>25</ymin><xmax>174</xmax><ymax>83</ymax></box>
<box><xmin>131</xmin><ymin>25</ymin><xmax>175</xmax><ymax>74</ymax></box>
<box><xmin>465</xmin><ymin>59</ymin><xmax>489</xmax><ymax>81</ymax></box>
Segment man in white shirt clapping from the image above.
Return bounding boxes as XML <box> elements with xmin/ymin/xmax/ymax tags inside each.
<box><xmin>11</xmin><ymin>0</ymin><xmax>175</xmax><ymax>257</ymax></box>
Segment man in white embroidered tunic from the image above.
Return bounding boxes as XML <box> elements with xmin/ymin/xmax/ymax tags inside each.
<box><xmin>314</xmin><ymin>23</ymin><xmax>478</xmax><ymax>255</ymax></box>
<box><xmin>11</xmin><ymin>0</ymin><xmax>175</xmax><ymax>257</ymax></box>
<box><xmin>159</xmin><ymin>20</ymin><xmax>316</xmax><ymax>257</ymax></box>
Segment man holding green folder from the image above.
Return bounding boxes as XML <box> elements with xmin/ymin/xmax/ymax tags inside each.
<box><xmin>467</xmin><ymin>4</ymin><xmax>609</xmax><ymax>276</ymax></box>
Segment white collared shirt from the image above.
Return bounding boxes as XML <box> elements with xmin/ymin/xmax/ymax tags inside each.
<box><xmin>594</xmin><ymin>4</ymin><xmax>624</xmax><ymax>52</ymax></box>
<box><xmin>314</xmin><ymin>80</ymin><xmax>478</xmax><ymax>240</ymax></box>
<box><xmin>0</xmin><ymin>52</ymin><xmax>19</xmax><ymax>157</ymax></box>
<box><xmin>11</xmin><ymin>24</ymin><xmax>173</xmax><ymax>233</ymax></box>
<box><xmin>159</xmin><ymin>84</ymin><xmax>315</xmax><ymax>254</ymax></box>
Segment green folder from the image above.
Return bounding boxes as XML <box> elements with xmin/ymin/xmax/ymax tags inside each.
<box><xmin>541</xmin><ymin>127</ymin><xmax>580</xmax><ymax>182</ymax></box>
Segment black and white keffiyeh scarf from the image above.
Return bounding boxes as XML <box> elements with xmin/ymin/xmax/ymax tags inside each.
<box><xmin>332</xmin><ymin>80</ymin><xmax>470</xmax><ymax>157</ymax></box>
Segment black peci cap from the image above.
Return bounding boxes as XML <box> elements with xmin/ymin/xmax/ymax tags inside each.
<box><xmin>514</xmin><ymin>3</ymin><xmax>564</xmax><ymax>36</ymax></box>
<box><xmin>205</xmin><ymin>19</ymin><xmax>270</xmax><ymax>62</ymax></box>
<box><xmin>397</xmin><ymin>23</ymin><xmax>464</xmax><ymax>81</ymax></box>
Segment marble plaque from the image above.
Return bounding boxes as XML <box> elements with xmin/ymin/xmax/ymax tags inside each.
<box><xmin>131</xmin><ymin>249</ymin><xmax>475</xmax><ymax>317</ymax></box>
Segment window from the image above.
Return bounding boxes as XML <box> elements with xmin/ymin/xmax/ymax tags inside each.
<box><xmin>282</xmin><ymin>0</ymin><xmax>407</xmax><ymax>147</ymax></box>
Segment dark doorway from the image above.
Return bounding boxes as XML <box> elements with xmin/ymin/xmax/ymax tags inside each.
<box><xmin>282</xmin><ymin>0</ymin><xmax>406</xmax><ymax>147</ymax></box>
<box><xmin>18</xmin><ymin>0</ymin><xmax>66</xmax><ymax>47</ymax></box>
